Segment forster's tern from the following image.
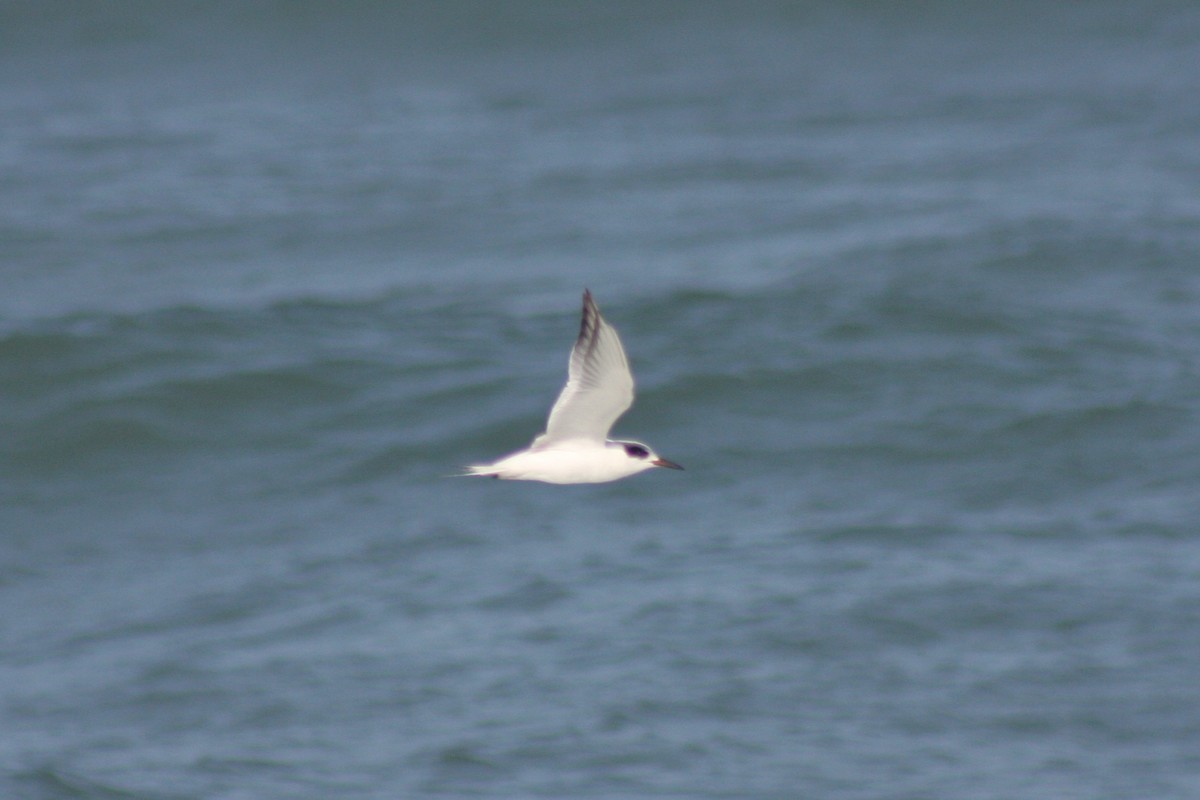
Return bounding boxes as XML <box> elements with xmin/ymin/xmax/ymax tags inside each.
<box><xmin>465</xmin><ymin>290</ymin><xmax>683</xmax><ymax>484</ymax></box>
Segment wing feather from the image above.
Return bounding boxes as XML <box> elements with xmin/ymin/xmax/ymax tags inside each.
<box><xmin>533</xmin><ymin>290</ymin><xmax>634</xmax><ymax>446</ymax></box>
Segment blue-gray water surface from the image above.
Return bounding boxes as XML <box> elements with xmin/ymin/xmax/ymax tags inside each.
<box><xmin>4</xmin><ymin>2</ymin><xmax>1200</xmax><ymax>798</ymax></box>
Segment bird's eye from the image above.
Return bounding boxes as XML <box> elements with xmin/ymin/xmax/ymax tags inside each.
<box><xmin>624</xmin><ymin>444</ymin><xmax>650</xmax><ymax>459</ymax></box>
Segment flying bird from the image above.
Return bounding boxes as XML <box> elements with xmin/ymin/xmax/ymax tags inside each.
<box><xmin>465</xmin><ymin>290</ymin><xmax>683</xmax><ymax>484</ymax></box>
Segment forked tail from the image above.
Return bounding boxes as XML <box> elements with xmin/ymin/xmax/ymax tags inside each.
<box><xmin>458</xmin><ymin>464</ymin><xmax>501</xmax><ymax>478</ymax></box>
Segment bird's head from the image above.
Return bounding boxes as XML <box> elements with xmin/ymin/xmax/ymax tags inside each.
<box><xmin>610</xmin><ymin>440</ymin><xmax>684</xmax><ymax>472</ymax></box>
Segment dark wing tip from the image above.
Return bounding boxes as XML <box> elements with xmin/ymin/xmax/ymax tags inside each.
<box><xmin>576</xmin><ymin>289</ymin><xmax>601</xmax><ymax>348</ymax></box>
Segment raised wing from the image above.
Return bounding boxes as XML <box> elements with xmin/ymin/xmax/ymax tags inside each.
<box><xmin>533</xmin><ymin>290</ymin><xmax>634</xmax><ymax>446</ymax></box>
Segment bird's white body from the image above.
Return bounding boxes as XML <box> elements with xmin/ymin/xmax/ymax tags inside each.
<box><xmin>465</xmin><ymin>290</ymin><xmax>682</xmax><ymax>484</ymax></box>
<box><xmin>466</xmin><ymin>439</ymin><xmax>659</xmax><ymax>484</ymax></box>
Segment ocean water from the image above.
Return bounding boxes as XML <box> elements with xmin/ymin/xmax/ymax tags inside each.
<box><xmin>4</xmin><ymin>2</ymin><xmax>1200</xmax><ymax>798</ymax></box>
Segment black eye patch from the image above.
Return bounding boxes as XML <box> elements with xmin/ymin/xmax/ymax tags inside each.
<box><xmin>623</xmin><ymin>443</ymin><xmax>650</xmax><ymax>459</ymax></box>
